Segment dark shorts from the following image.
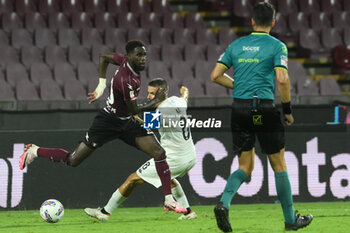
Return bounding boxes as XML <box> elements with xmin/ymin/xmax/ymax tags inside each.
<box><xmin>83</xmin><ymin>109</ymin><xmax>153</xmax><ymax>149</ymax></box>
<box><xmin>231</xmin><ymin>98</ymin><xmax>285</xmax><ymax>155</ymax></box>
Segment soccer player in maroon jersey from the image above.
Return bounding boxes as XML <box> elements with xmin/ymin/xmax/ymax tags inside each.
<box><xmin>19</xmin><ymin>40</ymin><xmax>186</xmax><ymax>213</ymax></box>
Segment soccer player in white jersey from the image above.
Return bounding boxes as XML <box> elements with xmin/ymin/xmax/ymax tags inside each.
<box><xmin>84</xmin><ymin>78</ymin><xmax>197</xmax><ymax>221</ymax></box>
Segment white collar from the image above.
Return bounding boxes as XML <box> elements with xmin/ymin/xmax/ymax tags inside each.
<box><xmin>127</xmin><ymin>62</ymin><xmax>140</xmax><ymax>76</ymax></box>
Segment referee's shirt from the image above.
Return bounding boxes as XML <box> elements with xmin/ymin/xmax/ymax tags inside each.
<box><xmin>218</xmin><ymin>32</ymin><xmax>288</xmax><ymax>100</ymax></box>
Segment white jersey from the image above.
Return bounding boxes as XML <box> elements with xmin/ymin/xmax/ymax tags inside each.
<box><xmin>157</xmin><ymin>96</ymin><xmax>195</xmax><ymax>159</ymax></box>
<box><xmin>136</xmin><ymin>96</ymin><xmax>196</xmax><ymax>188</ymax></box>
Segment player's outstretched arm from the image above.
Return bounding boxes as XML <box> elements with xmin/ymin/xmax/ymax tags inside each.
<box><xmin>180</xmin><ymin>86</ymin><xmax>189</xmax><ymax>103</ymax></box>
<box><xmin>276</xmin><ymin>68</ymin><xmax>294</xmax><ymax>126</ymax></box>
<box><xmin>126</xmin><ymin>88</ymin><xmax>165</xmax><ymax>115</ymax></box>
<box><xmin>88</xmin><ymin>52</ymin><xmax>116</xmax><ymax>104</ymax></box>
<box><xmin>211</xmin><ymin>64</ymin><xmax>234</xmax><ymax>89</ymax></box>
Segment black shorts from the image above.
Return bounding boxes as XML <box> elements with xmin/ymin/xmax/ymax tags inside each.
<box><xmin>83</xmin><ymin>109</ymin><xmax>153</xmax><ymax>149</ymax></box>
<box><xmin>231</xmin><ymin>98</ymin><xmax>285</xmax><ymax>155</ymax></box>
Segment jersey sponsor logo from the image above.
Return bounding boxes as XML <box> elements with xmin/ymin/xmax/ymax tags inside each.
<box><xmin>238</xmin><ymin>58</ymin><xmax>260</xmax><ymax>63</ymax></box>
<box><xmin>282</xmin><ymin>45</ymin><xmax>288</xmax><ymax>54</ymax></box>
<box><xmin>127</xmin><ymin>83</ymin><xmax>133</xmax><ymax>90</ymax></box>
<box><xmin>130</xmin><ymin>90</ymin><xmax>136</xmax><ymax>100</ymax></box>
<box><xmin>280</xmin><ymin>55</ymin><xmax>288</xmax><ymax>68</ymax></box>
<box><xmin>143</xmin><ymin>110</ymin><xmax>161</xmax><ymax>129</ymax></box>
<box><xmin>243</xmin><ymin>46</ymin><xmax>260</xmax><ymax>52</ymax></box>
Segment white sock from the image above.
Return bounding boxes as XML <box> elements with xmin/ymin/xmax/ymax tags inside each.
<box><xmin>104</xmin><ymin>189</ymin><xmax>127</xmax><ymax>214</ymax></box>
<box><xmin>165</xmin><ymin>194</ymin><xmax>174</xmax><ymax>202</ymax></box>
<box><xmin>172</xmin><ymin>183</ymin><xmax>190</xmax><ymax>209</ymax></box>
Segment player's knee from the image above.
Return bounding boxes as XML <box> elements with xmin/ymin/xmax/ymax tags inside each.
<box><xmin>152</xmin><ymin>146</ymin><xmax>166</xmax><ymax>159</ymax></box>
<box><xmin>66</xmin><ymin>158</ymin><xmax>81</xmax><ymax>167</ymax></box>
<box><xmin>240</xmin><ymin>165</ymin><xmax>254</xmax><ymax>176</ymax></box>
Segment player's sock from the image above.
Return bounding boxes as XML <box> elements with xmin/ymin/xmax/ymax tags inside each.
<box><xmin>185</xmin><ymin>208</ymin><xmax>192</xmax><ymax>215</ymax></box>
<box><xmin>154</xmin><ymin>156</ymin><xmax>172</xmax><ymax>196</ymax></box>
<box><xmin>220</xmin><ymin>169</ymin><xmax>247</xmax><ymax>209</ymax></box>
<box><xmin>37</xmin><ymin>147</ymin><xmax>69</xmax><ymax>162</ymax></box>
<box><xmin>172</xmin><ymin>183</ymin><xmax>190</xmax><ymax>209</ymax></box>
<box><xmin>104</xmin><ymin>189</ymin><xmax>127</xmax><ymax>214</ymax></box>
<box><xmin>275</xmin><ymin>171</ymin><xmax>295</xmax><ymax>224</ymax></box>
<box><xmin>101</xmin><ymin>208</ymin><xmax>110</xmax><ymax>215</ymax></box>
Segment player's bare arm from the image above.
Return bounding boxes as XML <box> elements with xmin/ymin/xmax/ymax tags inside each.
<box><xmin>88</xmin><ymin>52</ymin><xmax>116</xmax><ymax>104</ymax></box>
<box><xmin>133</xmin><ymin>114</ymin><xmax>144</xmax><ymax>124</ymax></box>
<box><xmin>211</xmin><ymin>63</ymin><xmax>234</xmax><ymax>89</ymax></box>
<box><xmin>180</xmin><ymin>86</ymin><xmax>189</xmax><ymax>103</ymax></box>
<box><xmin>276</xmin><ymin>68</ymin><xmax>294</xmax><ymax>126</ymax></box>
<box><xmin>126</xmin><ymin>88</ymin><xmax>165</xmax><ymax>115</ymax></box>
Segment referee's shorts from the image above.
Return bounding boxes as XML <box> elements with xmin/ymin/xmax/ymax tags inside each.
<box><xmin>231</xmin><ymin>98</ymin><xmax>285</xmax><ymax>155</ymax></box>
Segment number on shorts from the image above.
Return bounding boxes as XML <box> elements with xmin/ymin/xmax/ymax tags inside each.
<box><xmin>142</xmin><ymin>161</ymin><xmax>150</xmax><ymax>170</ymax></box>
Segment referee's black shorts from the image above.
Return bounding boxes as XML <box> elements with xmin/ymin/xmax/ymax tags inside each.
<box><xmin>83</xmin><ymin>109</ymin><xmax>153</xmax><ymax>149</ymax></box>
<box><xmin>231</xmin><ymin>98</ymin><xmax>285</xmax><ymax>155</ymax></box>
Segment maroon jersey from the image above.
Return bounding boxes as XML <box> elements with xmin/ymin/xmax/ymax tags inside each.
<box><xmin>104</xmin><ymin>53</ymin><xmax>141</xmax><ymax>117</ymax></box>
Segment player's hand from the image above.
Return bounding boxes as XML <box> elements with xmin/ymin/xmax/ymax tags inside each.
<box><xmin>284</xmin><ymin>114</ymin><xmax>294</xmax><ymax>126</ymax></box>
<box><xmin>87</xmin><ymin>78</ymin><xmax>107</xmax><ymax>104</ymax></box>
<box><xmin>180</xmin><ymin>86</ymin><xmax>188</xmax><ymax>95</ymax></box>
<box><xmin>87</xmin><ymin>91</ymin><xmax>98</xmax><ymax>104</ymax></box>
<box><xmin>133</xmin><ymin>114</ymin><xmax>144</xmax><ymax>124</ymax></box>
<box><xmin>154</xmin><ymin>87</ymin><xmax>166</xmax><ymax>101</ymax></box>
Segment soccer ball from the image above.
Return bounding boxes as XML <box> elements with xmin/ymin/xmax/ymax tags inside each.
<box><xmin>39</xmin><ymin>199</ymin><xmax>64</xmax><ymax>223</ymax></box>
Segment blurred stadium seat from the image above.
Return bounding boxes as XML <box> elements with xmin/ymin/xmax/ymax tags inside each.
<box><xmin>58</xmin><ymin>28</ymin><xmax>81</xmax><ymax>49</ymax></box>
<box><xmin>77</xmin><ymin>61</ymin><xmax>99</xmax><ymax>87</ymax></box>
<box><xmin>21</xmin><ymin>46</ymin><xmax>43</xmax><ymax>69</ymax></box>
<box><xmin>106</xmin><ymin>0</ymin><xmax>129</xmax><ymax>14</ymax></box>
<box><xmin>48</xmin><ymin>13</ymin><xmax>71</xmax><ymax>30</ymax></box>
<box><xmin>129</xmin><ymin>0</ymin><xmax>151</xmax><ymax>13</ymax></box>
<box><xmin>84</xmin><ymin>0</ymin><xmax>106</xmax><ymax>13</ymax></box>
<box><xmin>25</xmin><ymin>13</ymin><xmax>47</xmax><ymax>33</ymax></box>
<box><xmin>150</xmin><ymin>28</ymin><xmax>173</xmax><ymax>45</ymax></box>
<box><xmin>45</xmin><ymin>45</ymin><xmax>67</xmax><ymax>68</ymax></box>
<box><xmin>218</xmin><ymin>28</ymin><xmax>238</xmax><ymax>47</ymax></box>
<box><xmin>72</xmin><ymin>12</ymin><xmax>94</xmax><ymax>29</ymax></box>
<box><xmin>61</xmin><ymin>0</ymin><xmax>84</xmax><ymax>13</ymax></box>
<box><xmin>15</xmin><ymin>0</ymin><xmax>37</xmax><ymax>13</ymax></box>
<box><xmin>40</xmin><ymin>79</ymin><xmax>65</xmax><ymax>100</ymax></box>
<box><xmin>310</xmin><ymin>12</ymin><xmax>331</xmax><ymax>32</ymax></box>
<box><xmin>53</xmin><ymin>62</ymin><xmax>77</xmax><ymax>86</ymax></box>
<box><xmin>16</xmin><ymin>79</ymin><xmax>40</xmax><ymax>101</ymax></box>
<box><xmin>163</xmin><ymin>13</ymin><xmax>184</xmax><ymax>29</ymax></box>
<box><xmin>64</xmin><ymin>79</ymin><xmax>87</xmax><ymax>100</ymax></box>
<box><xmin>173</xmin><ymin>28</ymin><xmax>195</xmax><ymax>45</ymax></box>
<box><xmin>196</xmin><ymin>28</ymin><xmax>217</xmax><ymax>45</ymax></box>
<box><xmin>320</xmin><ymin>78</ymin><xmax>342</xmax><ymax>95</ymax></box>
<box><xmin>38</xmin><ymin>0</ymin><xmax>61</xmax><ymax>14</ymax></box>
<box><xmin>68</xmin><ymin>45</ymin><xmax>91</xmax><ymax>67</ymax></box>
<box><xmin>2</xmin><ymin>12</ymin><xmax>23</xmax><ymax>33</ymax></box>
<box><xmin>81</xmin><ymin>28</ymin><xmax>104</xmax><ymax>48</ymax></box>
<box><xmin>140</xmin><ymin>12</ymin><xmax>162</xmax><ymax>29</ymax></box>
<box><xmin>94</xmin><ymin>12</ymin><xmax>117</xmax><ymax>30</ymax></box>
<box><xmin>6</xmin><ymin>63</ymin><xmax>30</xmax><ymax>88</ymax></box>
<box><xmin>30</xmin><ymin>62</ymin><xmax>54</xmax><ymax>87</ymax></box>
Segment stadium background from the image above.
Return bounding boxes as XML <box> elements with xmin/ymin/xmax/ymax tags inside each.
<box><xmin>0</xmin><ymin>0</ymin><xmax>350</xmax><ymax>210</ymax></box>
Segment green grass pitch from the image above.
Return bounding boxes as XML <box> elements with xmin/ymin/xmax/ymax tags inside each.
<box><xmin>1</xmin><ymin>202</ymin><xmax>349</xmax><ymax>233</ymax></box>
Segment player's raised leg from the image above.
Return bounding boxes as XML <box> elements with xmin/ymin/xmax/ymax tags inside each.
<box><xmin>268</xmin><ymin>149</ymin><xmax>313</xmax><ymax>230</ymax></box>
<box><xmin>19</xmin><ymin>142</ymin><xmax>94</xmax><ymax>170</ymax></box>
<box><xmin>135</xmin><ymin>135</ymin><xmax>186</xmax><ymax>213</ymax></box>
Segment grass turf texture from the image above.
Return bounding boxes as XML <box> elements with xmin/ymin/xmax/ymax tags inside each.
<box><xmin>0</xmin><ymin>202</ymin><xmax>349</xmax><ymax>233</ymax></box>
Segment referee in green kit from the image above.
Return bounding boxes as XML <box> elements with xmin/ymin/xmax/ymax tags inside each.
<box><xmin>210</xmin><ymin>2</ymin><xmax>313</xmax><ymax>232</ymax></box>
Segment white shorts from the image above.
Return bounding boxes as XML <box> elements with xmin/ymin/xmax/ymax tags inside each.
<box><xmin>136</xmin><ymin>152</ymin><xmax>196</xmax><ymax>188</ymax></box>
